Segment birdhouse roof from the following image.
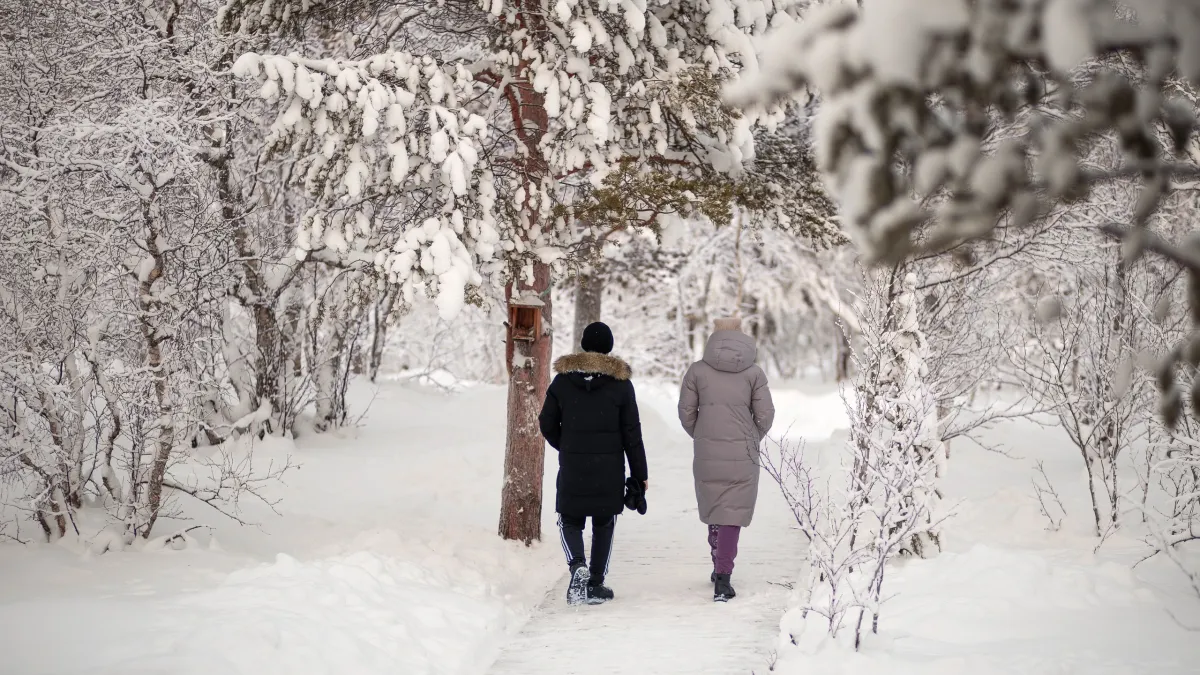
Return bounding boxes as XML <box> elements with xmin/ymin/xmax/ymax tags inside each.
<box><xmin>510</xmin><ymin>293</ymin><xmax>545</xmax><ymax>308</ymax></box>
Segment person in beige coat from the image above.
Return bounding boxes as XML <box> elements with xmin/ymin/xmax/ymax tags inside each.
<box><xmin>678</xmin><ymin>317</ymin><xmax>775</xmax><ymax>602</ymax></box>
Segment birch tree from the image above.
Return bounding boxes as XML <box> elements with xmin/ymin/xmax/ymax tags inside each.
<box><xmin>0</xmin><ymin>0</ymin><xmax>292</xmax><ymax>543</ymax></box>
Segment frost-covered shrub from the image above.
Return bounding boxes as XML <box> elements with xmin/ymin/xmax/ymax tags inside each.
<box><xmin>762</xmin><ymin>307</ymin><xmax>947</xmax><ymax>651</ymax></box>
<box><xmin>0</xmin><ymin>0</ymin><xmax>304</xmax><ymax>543</ymax></box>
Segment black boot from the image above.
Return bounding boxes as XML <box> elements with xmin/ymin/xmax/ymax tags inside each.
<box><xmin>586</xmin><ymin>576</ymin><xmax>615</xmax><ymax>604</ymax></box>
<box><xmin>566</xmin><ymin>562</ymin><xmax>590</xmax><ymax>606</ymax></box>
<box><xmin>714</xmin><ymin>573</ymin><xmax>736</xmax><ymax>602</ymax></box>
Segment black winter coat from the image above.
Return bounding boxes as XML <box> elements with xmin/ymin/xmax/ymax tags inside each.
<box><xmin>538</xmin><ymin>352</ymin><xmax>649</xmax><ymax>517</ymax></box>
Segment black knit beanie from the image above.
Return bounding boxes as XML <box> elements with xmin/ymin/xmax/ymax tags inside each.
<box><xmin>580</xmin><ymin>322</ymin><xmax>614</xmax><ymax>354</ymax></box>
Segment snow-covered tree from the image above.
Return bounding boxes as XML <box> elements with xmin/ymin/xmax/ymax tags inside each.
<box><xmin>727</xmin><ymin>0</ymin><xmax>1200</xmax><ymax>426</ymax></box>
<box><xmin>565</xmin><ymin>103</ymin><xmax>841</xmax><ymax>344</ymax></box>
<box><xmin>848</xmin><ymin>268</ymin><xmax>947</xmax><ymax>557</ymax></box>
<box><xmin>761</xmin><ymin>291</ymin><xmax>947</xmax><ymax>648</ymax></box>
<box><xmin>0</xmin><ymin>0</ymin><xmax>300</xmax><ymax>543</ymax></box>
<box><xmin>1014</xmin><ymin>266</ymin><xmax>1144</xmax><ymax>536</ymax></box>
<box><xmin>221</xmin><ymin>0</ymin><xmax>840</xmax><ymax>542</ymax></box>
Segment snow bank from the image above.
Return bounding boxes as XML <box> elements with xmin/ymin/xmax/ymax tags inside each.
<box><xmin>139</xmin><ymin>534</ymin><xmax>550</xmax><ymax>675</ymax></box>
<box><xmin>0</xmin><ymin>380</ymin><xmax>559</xmax><ymax>675</ymax></box>
<box><xmin>1</xmin><ymin>530</ymin><xmax>556</xmax><ymax>675</ymax></box>
<box><xmin>776</xmin><ymin>541</ymin><xmax>1198</xmax><ymax>674</ymax></box>
<box><xmin>770</xmin><ymin>403</ymin><xmax>1200</xmax><ymax>674</ymax></box>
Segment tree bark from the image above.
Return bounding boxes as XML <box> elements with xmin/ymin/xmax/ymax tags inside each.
<box><xmin>499</xmin><ymin>264</ymin><xmax>553</xmax><ymax>544</ymax></box>
<box><xmin>139</xmin><ymin>199</ymin><xmax>175</xmax><ymax>538</ymax></box>
<box><xmin>835</xmin><ymin>317</ymin><xmax>853</xmax><ymax>381</ymax></box>
<box><xmin>369</xmin><ymin>289</ymin><xmax>399</xmax><ymax>382</ymax></box>
<box><xmin>497</xmin><ymin>9</ymin><xmax>553</xmax><ymax>544</ymax></box>
<box><xmin>253</xmin><ymin>303</ymin><xmax>282</xmax><ymax>431</ymax></box>
<box><xmin>211</xmin><ymin>117</ymin><xmax>288</xmax><ymax>436</ymax></box>
<box><xmin>573</xmin><ymin>269</ymin><xmax>603</xmax><ymax>350</ymax></box>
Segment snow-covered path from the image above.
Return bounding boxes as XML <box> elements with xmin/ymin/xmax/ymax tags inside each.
<box><xmin>0</xmin><ymin>379</ymin><xmax>843</xmax><ymax>675</ymax></box>
<box><xmin>6</xmin><ymin>376</ymin><xmax>1198</xmax><ymax>675</ymax></box>
<box><xmin>486</xmin><ymin>383</ymin><xmax>809</xmax><ymax>675</ymax></box>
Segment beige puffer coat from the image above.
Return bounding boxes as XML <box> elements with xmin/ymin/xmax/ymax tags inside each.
<box><xmin>677</xmin><ymin>329</ymin><xmax>775</xmax><ymax>527</ymax></box>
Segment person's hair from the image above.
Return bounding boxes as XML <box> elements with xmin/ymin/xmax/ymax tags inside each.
<box><xmin>714</xmin><ymin>317</ymin><xmax>741</xmax><ymax>331</ymax></box>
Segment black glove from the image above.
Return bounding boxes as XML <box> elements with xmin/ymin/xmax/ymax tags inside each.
<box><xmin>623</xmin><ymin>477</ymin><xmax>647</xmax><ymax>515</ymax></box>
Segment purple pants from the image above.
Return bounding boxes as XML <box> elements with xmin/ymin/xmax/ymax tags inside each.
<box><xmin>708</xmin><ymin>524</ymin><xmax>741</xmax><ymax>575</ymax></box>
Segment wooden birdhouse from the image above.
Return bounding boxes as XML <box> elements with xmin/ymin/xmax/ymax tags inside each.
<box><xmin>508</xmin><ymin>293</ymin><xmax>544</xmax><ymax>342</ymax></box>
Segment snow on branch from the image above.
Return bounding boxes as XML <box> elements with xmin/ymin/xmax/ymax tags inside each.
<box><xmin>231</xmin><ymin>50</ymin><xmax>490</xmax><ymax>318</ymax></box>
<box><xmin>729</xmin><ymin>0</ymin><xmax>1200</xmax><ymax>263</ymax></box>
<box><xmin>225</xmin><ymin>0</ymin><xmax>812</xmax><ymax>317</ymax></box>
<box><xmin>726</xmin><ymin>0</ymin><xmax>1200</xmax><ymax>428</ymax></box>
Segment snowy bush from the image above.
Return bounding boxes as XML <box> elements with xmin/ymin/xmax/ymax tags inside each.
<box><xmin>762</xmin><ymin>376</ymin><xmax>946</xmax><ymax>649</ymax></box>
<box><xmin>761</xmin><ymin>436</ymin><xmax>872</xmax><ymax>644</ymax></box>
<box><xmin>0</xmin><ymin>0</ymin><xmax>394</xmax><ymax>543</ymax></box>
<box><xmin>1013</xmin><ymin>265</ymin><xmax>1145</xmax><ymax>536</ymax></box>
<box><xmin>761</xmin><ymin>266</ymin><xmax>954</xmax><ymax>650</ymax></box>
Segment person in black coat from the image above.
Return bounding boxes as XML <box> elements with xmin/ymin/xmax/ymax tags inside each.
<box><xmin>539</xmin><ymin>322</ymin><xmax>649</xmax><ymax>606</ymax></box>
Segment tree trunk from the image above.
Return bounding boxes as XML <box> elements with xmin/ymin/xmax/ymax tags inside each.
<box><xmin>284</xmin><ymin>299</ymin><xmax>303</xmax><ymax>379</ymax></box>
<box><xmin>314</xmin><ymin>282</ymin><xmax>361</xmax><ymax>432</ymax></box>
<box><xmin>369</xmin><ymin>290</ymin><xmax>399</xmax><ymax>382</ymax></box>
<box><xmin>499</xmin><ymin>263</ymin><xmax>553</xmax><ymax>544</ymax></box>
<box><xmin>835</xmin><ymin>319</ymin><xmax>852</xmax><ymax>381</ymax></box>
<box><xmin>498</xmin><ymin>20</ymin><xmax>552</xmax><ymax>544</ymax></box>
<box><xmin>253</xmin><ymin>303</ymin><xmax>282</xmax><ymax>432</ymax></box>
<box><xmin>573</xmin><ymin>269</ymin><xmax>603</xmax><ymax>351</ymax></box>
<box><xmin>1084</xmin><ymin>451</ymin><xmax>1105</xmax><ymax>536</ymax></box>
<box><xmin>211</xmin><ymin>117</ymin><xmax>289</xmax><ymax>436</ymax></box>
<box><xmin>139</xmin><ymin>200</ymin><xmax>175</xmax><ymax>538</ymax></box>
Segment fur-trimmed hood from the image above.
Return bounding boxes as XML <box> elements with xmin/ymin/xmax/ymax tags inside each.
<box><xmin>553</xmin><ymin>352</ymin><xmax>632</xmax><ymax>381</ymax></box>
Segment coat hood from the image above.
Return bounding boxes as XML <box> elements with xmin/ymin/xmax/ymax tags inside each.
<box><xmin>554</xmin><ymin>352</ymin><xmax>632</xmax><ymax>381</ymax></box>
<box><xmin>702</xmin><ymin>330</ymin><xmax>757</xmax><ymax>373</ymax></box>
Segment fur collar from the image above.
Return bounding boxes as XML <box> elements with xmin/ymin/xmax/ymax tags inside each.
<box><xmin>554</xmin><ymin>352</ymin><xmax>632</xmax><ymax>381</ymax></box>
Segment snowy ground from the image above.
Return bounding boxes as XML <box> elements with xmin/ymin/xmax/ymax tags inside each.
<box><xmin>1</xmin><ymin>377</ymin><xmax>1198</xmax><ymax>674</ymax></box>
<box><xmin>0</xmin><ymin>378</ymin><xmax>562</xmax><ymax>675</ymax></box>
<box><xmin>771</xmin><ymin>400</ymin><xmax>1200</xmax><ymax>674</ymax></box>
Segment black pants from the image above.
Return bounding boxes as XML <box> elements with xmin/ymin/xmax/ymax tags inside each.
<box><xmin>557</xmin><ymin>513</ymin><xmax>617</xmax><ymax>582</ymax></box>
